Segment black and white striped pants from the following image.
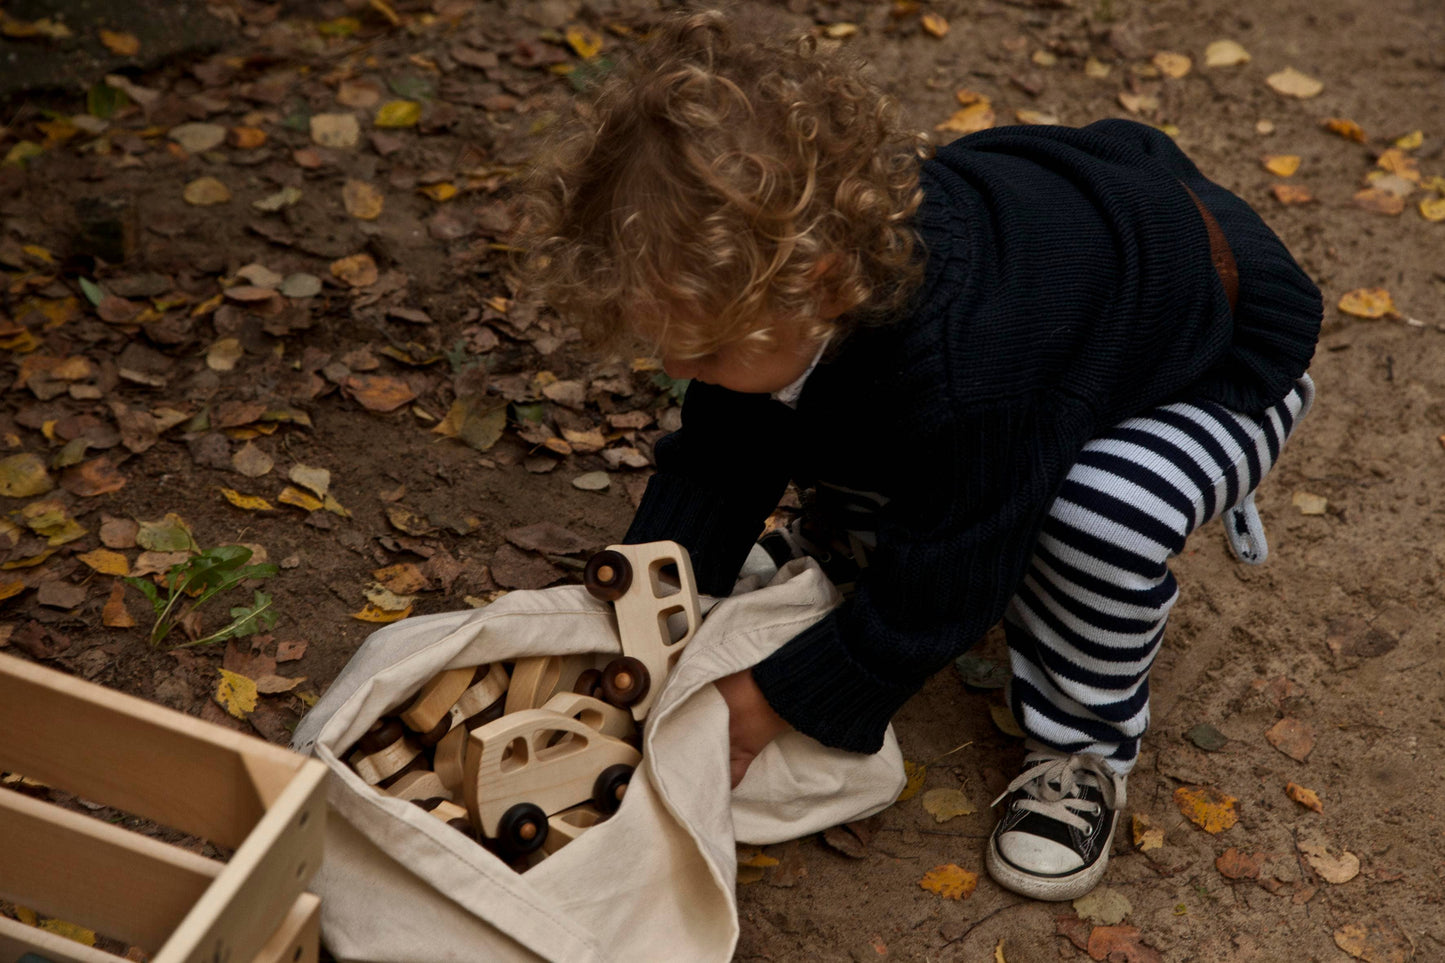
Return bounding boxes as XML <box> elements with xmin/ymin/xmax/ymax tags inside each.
<box><xmin>1005</xmin><ymin>375</ymin><xmax>1315</xmax><ymax>773</ymax></box>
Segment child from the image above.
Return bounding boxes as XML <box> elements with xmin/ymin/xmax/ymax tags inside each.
<box><xmin>518</xmin><ymin>10</ymin><xmax>1320</xmax><ymax>901</ymax></box>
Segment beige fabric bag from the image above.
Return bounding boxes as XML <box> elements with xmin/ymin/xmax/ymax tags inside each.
<box><xmin>291</xmin><ymin>559</ymin><xmax>906</xmax><ymax>963</ymax></box>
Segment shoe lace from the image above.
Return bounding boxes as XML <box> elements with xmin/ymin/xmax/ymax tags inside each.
<box><xmin>990</xmin><ymin>744</ymin><xmax>1127</xmax><ymax>834</ymax></box>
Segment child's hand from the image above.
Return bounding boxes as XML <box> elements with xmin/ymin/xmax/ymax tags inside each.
<box><xmin>713</xmin><ymin>669</ymin><xmax>793</xmax><ymax>788</ymax></box>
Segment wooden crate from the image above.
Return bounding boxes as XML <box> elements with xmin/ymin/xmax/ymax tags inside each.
<box><xmin>0</xmin><ymin>651</ymin><xmax>327</xmax><ymax>963</ymax></box>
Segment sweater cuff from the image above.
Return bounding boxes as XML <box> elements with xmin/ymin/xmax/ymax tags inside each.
<box><xmin>623</xmin><ymin>472</ymin><xmax>768</xmax><ymax>597</ymax></box>
<box><xmin>750</xmin><ymin>608</ymin><xmax>922</xmax><ymax>754</ymax></box>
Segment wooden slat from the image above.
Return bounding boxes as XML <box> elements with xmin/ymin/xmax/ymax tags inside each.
<box><xmin>0</xmin><ymin>915</ymin><xmax>122</xmax><ymax>963</ymax></box>
<box><xmin>0</xmin><ymin>652</ymin><xmax>303</xmax><ymax>847</ymax></box>
<box><xmin>253</xmin><ymin>893</ymin><xmax>321</xmax><ymax>963</ymax></box>
<box><xmin>157</xmin><ymin>760</ymin><xmax>327</xmax><ymax>963</ymax></box>
<box><xmin>0</xmin><ymin>787</ymin><xmax>221</xmax><ymax>950</ymax></box>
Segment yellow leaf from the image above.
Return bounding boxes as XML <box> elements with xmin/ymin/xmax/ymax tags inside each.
<box><xmin>1286</xmin><ymin>781</ymin><xmax>1324</xmax><ymax>813</ymax></box>
<box><xmin>1292</xmin><ymin>490</ymin><xmax>1328</xmax><ymax>515</ymax></box>
<box><xmin>1262</xmin><ymin>154</ymin><xmax>1301</xmax><ymax>177</ymax></box>
<box><xmin>278</xmin><ymin>486</ymin><xmax>324</xmax><ymax>512</ymax></box>
<box><xmin>369</xmin><ymin>0</ymin><xmax>401</xmax><ymax>26</ymax></box>
<box><xmin>1323</xmin><ymin>117</ymin><xmax>1366</xmax><ymax>143</ymax></box>
<box><xmin>0</xmin><ymin>452</ymin><xmax>55</xmax><ymax>497</ymax></box>
<box><xmin>1393</xmin><ymin>129</ymin><xmax>1424</xmax><ymax>150</ymax></box>
<box><xmin>343</xmin><ymin>179</ymin><xmax>385</xmax><ymax>220</ymax></box>
<box><xmin>921</xmin><ymin>787</ymin><xmax>974</xmax><ymax>822</ymax></box>
<box><xmin>0</xmin><ymin>579</ymin><xmax>26</xmax><ymax>601</ymax></box>
<box><xmin>215</xmin><ymin>668</ymin><xmax>259</xmax><ymax>719</ymax></box>
<box><xmin>918</xmin><ymin>863</ymin><xmax>978</xmax><ymax>900</ymax></box>
<box><xmin>920</xmin><ymin>12</ymin><xmax>949</xmax><ymax>37</ymax></box>
<box><xmin>936</xmin><ymin>102</ymin><xmax>994</xmax><ymax>135</ymax></box>
<box><xmin>364</xmin><ymin>585</ymin><xmax>415</xmax><ymax>612</ymax></box>
<box><xmin>219</xmin><ymin>487</ymin><xmax>275</xmax><ymax>512</ymax></box>
<box><xmin>331</xmin><ymin>253</ymin><xmax>379</xmax><ymax>288</ymax></box>
<box><xmin>738</xmin><ymin>852</ymin><xmax>780</xmax><ymax>868</ymax></box>
<box><xmin>324</xmin><ymin>494</ymin><xmax>352</xmax><ymax>518</ymax></box>
<box><xmin>37</xmin><ymin>918</ymin><xmax>97</xmax><ymax>946</ymax></box>
<box><xmin>1152</xmin><ymin>51</ymin><xmax>1191</xmax><ymax>78</ymax></box>
<box><xmin>353</xmin><ymin>601</ymin><xmax>413</xmax><ymax>622</ymax></box>
<box><xmin>14</xmin><ymin>906</ymin><xmax>38</xmax><ymax>925</ymax></box>
<box><xmin>1376</xmin><ymin>147</ymin><xmax>1421</xmax><ymax>182</ymax></box>
<box><xmin>1353</xmin><ymin>187</ymin><xmax>1406</xmax><ymax>216</ymax></box>
<box><xmin>1131</xmin><ymin>813</ymin><xmax>1165</xmax><ymax>851</ymax></box>
<box><xmin>21</xmin><ymin>500</ymin><xmax>87</xmax><ymax>546</ymax></box>
<box><xmin>99</xmin><ymin>29</ymin><xmax>140</xmax><ymax>56</ymax></box>
<box><xmin>419</xmin><ymin>182</ymin><xmax>458</xmax><ymax>202</ymax></box>
<box><xmin>995</xmin><ymin>939</ymin><xmax>1007</xmax><ymax>963</ymax></box>
<box><xmin>183</xmin><ymin>176</ymin><xmax>231</xmax><ymax>206</ymax></box>
<box><xmin>1420</xmin><ymin>196</ymin><xmax>1445</xmax><ymax>222</ymax></box>
<box><xmin>76</xmin><ymin>548</ymin><xmax>130</xmax><ymax>576</ymax></box>
<box><xmin>374</xmin><ymin>100</ymin><xmax>422</xmax><ymax>128</ymax></box>
<box><xmin>1203</xmin><ymin>39</ymin><xmax>1250</xmax><ymax>67</ymax></box>
<box><xmin>1337</xmin><ymin>287</ymin><xmax>1399</xmax><ymax>319</ymax></box>
<box><xmin>1173</xmin><ymin>785</ymin><xmax>1238</xmax><ymax>834</ymax></box>
<box><xmin>1271</xmin><ymin>183</ymin><xmax>1315</xmax><ymax>205</ymax></box>
<box><xmin>896</xmin><ymin>759</ymin><xmax>927</xmax><ymax>802</ymax></box>
<box><xmin>565</xmin><ymin>24</ymin><xmax>604</xmax><ymax>59</ymax></box>
<box><xmin>823</xmin><ymin>22</ymin><xmax>859</xmax><ymax>39</ymax></box>
<box><xmin>1266</xmin><ymin>67</ymin><xmax>1323</xmax><ymax>99</ymax></box>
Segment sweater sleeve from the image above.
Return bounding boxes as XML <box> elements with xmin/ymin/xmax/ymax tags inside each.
<box><xmin>623</xmin><ymin>380</ymin><xmax>796</xmax><ymax>595</ymax></box>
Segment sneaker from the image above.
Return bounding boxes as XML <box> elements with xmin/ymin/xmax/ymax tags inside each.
<box><xmin>986</xmin><ymin>743</ymin><xmax>1126</xmax><ymax>901</ymax></box>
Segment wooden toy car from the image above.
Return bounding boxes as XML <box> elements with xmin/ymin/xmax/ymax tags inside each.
<box><xmin>541</xmin><ymin>804</ymin><xmax>605</xmax><ymax>855</ymax></box>
<box><xmin>399</xmin><ymin>664</ymin><xmax>492</xmax><ymax>743</ymax></box>
<box><xmin>349</xmin><ymin>718</ymin><xmax>425</xmax><ymax>787</ymax></box>
<box><xmin>504</xmin><ymin>653</ymin><xmax>601</xmax><ymax>715</ymax></box>
<box><xmin>462</xmin><ymin>708</ymin><xmax>641</xmax><ymax>857</ymax></box>
<box><xmin>539</xmin><ymin>691</ymin><xmax>636</xmax><ymax>742</ymax></box>
<box><xmin>582</xmin><ymin>541</ymin><xmax>702</xmax><ymax>722</ymax></box>
<box><xmin>384</xmin><ymin>768</ymin><xmax>453</xmax><ymax>803</ymax></box>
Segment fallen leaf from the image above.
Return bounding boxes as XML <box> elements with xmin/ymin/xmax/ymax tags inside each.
<box><xmin>920</xmin><ymin>13</ymin><xmax>949</xmax><ymax>37</ymax></box>
<box><xmin>1291</xmin><ymin>490</ymin><xmax>1328</xmax><ymax>514</ymax></box>
<box><xmin>1265</xmin><ymin>717</ymin><xmax>1316</xmax><ymax>761</ymax></box>
<box><xmin>936</xmin><ymin>101</ymin><xmax>994</xmax><ymax>134</ymax></box>
<box><xmin>572</xmin><ymin>471</ymin><xmax>610</xmax><ymax>491</ymax></box>
<box><xmin>1203</xmin><ymin>39</ymin><xmax>1250</xmax><ymax>67</ymax></box>
<box><xmin>131</xmin><ymin>550</ymin><xmax>191</xmax><ymax>577</ymax></box>
<box><xmin>1420</xmin><ymin>196</ymin><xmax>1445</xmax><ymax>222</ymax></box>
<box><xmin>276</xmin><ymin>639</ymin><xmax>308</xmax><ymax>662</ymax></box>
<box><xmin>1262</xmin><ymin>154</ymin><xmax>1301</xmax><ymax>177</ymax></box>
<box><xmin>1073</xmin><ymin>887</ymin><xmax>1132</xmax><ymax>925</ymax></box>
<box><xmin>220</xmin><ymin>487</ymin><xmax>275</xmax><ymax>512</ymax></box>
<box><xmin>1214</xmin><ymin>846</ymin><xmax>1264</xmax><ymax>879</ymax></box>
<box><xmin>229</xmin><ymin>126</ymin><xmax>268</xmax><ymax>149</ymax></box>
<box><xmin>364</xmin><ymin>585</ymin><xmax>415</xmax><ymax>612</ymax></box>
<box><xmin>20</xmin><ymin>501</ymin><xmax>87</xmax><ymax>545</ymax></box>
<box><xmin>918</xmin><ymin>864</ymin><xmax>977</xmax><ymax>900</ymax></box>
<box><xmin>287</xmin><ymin>465</ymin><xmax>331</xmax><ymax>499</ymax></box>
<box><xmin>36</xmin><ymin>918</ymin><xmax>97</xmax><ymax>946</ymax></box>
<box><xmin>0</xmin><ymin>452</ymin><xmax>54</xmax><ymax>497</ymax></box>
<box><xmin>253</xmin><ymin>186</ymin><xmax>303</xmax><ymax>213</ymax></box>
<box><xmin>433</xmin><ymin>397</ymin><xmax>506</xmax><ymax>451</ymax></box>
<box><xmin>346</xmin><ymin>374</ymin><xmax>417</xmax><ymax>412</ymax></box>
<box><xmin>183</xmin><ymin>177</ymin><xmax>231</xmax><ymax>206</ymax></box>
<box><xmin>372</xmin><ymin>563</ymin><xmax>429</xmax><ymax>595</ymax></box>
<box><xmin>1174</xmin><ymin>785</ymin><xmax>1238</xmax><ymax>834</ymax></box>
<box><xmin>99</xmin><ymin>28</ymin><xmax>140</xmax><ymax>55</ymax></box>
<box><xmin>1117</xmin><ymin>91</ymin><xmax>1160</xmax><ymax>115</ymax></box>
<box><xmin>37</xmin><ymin>581</ymin><xmax>87</xmax><ymax>610</ymax></box>
<box><xmin>232</xmin><ymin>442</ymin><xmax>274</xmax><ymax>478</ymax></box>
<box><xmin>1271</xmin><ymin>183</ymin><xmax>1315</xmax><ymax>205</ymax></box>
<box><xmin>1338</xmin><ymin>288</ymin><xmax>1399</xmax><ymax>319</ymax></box>
<box><xmin>1333</xmin><ymin>919</ymin><xmax>1413</xmax><ymax>963</ymax></box>
<box><xmin>1354</xmin><ymin>188</ymin><xmax>1406</xmax><ymax>215</ymax></box>
<box><xmin>1324</xmin><ymin>117</ymin><xmax>1367</xmax><ymax>143</ymax></box>
<box><xmin>922</xmin><ymin>788</ymin><xmax>974</xmax><ymax>822</ymax></box>
<box><xmin>352</xmin><ymin>602</ymin><xmax>413</xmax><ymax>622</ymax></box>
<box><xmin>821</xmin><ymin>824</ymin><xmax>869</xmax><ymax>858</ymax></box>
<box><xmin>169</xmin><ymin>122</ymin><xmax>226</xmax><ymax>153</ymax></box>
<box><xmin>207</xmin><ymin>337</ymin><xmax>244</xmax><ymax>371</ymax></box>
<box><xmin>0</xmin><ymin>580</ymin><xmax>26</xmax><ymax>602</ymax></box>
<box><xmin>342</xmin><ymin>179</ymin><xmax>385</xmax><ymax>220</ymax></box>
<box><xmin>1185</xmin><ymin>722</ymin><xmax>1228</xmax><ymax>752</ymax></box>
<box><xmin>1131</xmin><ymin>813</ymin><xmax>1164</xmax><ymax>851</ymax></box>
<box><xmin>989</xmin><ymin>703</ymin><xmax>1025</xmax><ymax>738</ymax></box>
<box><xmin>279</xmin><ymin>272</ymin><xmax>323</xmax><ymax>298</ymax></box>
<box><xmin>102</xmin><ymin>581</ymin><xmax>135</xmax><ymax>628</ymax></box>
<box><xmin>310</xmin><ymin>112</ymin><xmax>361</xmax><ymax>147</ymax></box>
<box><xmin>1152</xmin><ymin>51</ymin><xmax>1191</xmax><ymax>78</ymax></box>
<box><xmin>490</xmin><ymin>543</ymin><xmax>564</xmax><ymax>590</ymax></box>
<box><xmin>375</xmin><ymin>100</ymin><xmax>421</xmax><ymax>128</ymax></box>
<box><xmin>254</xmin><ymin>673</ymin><xmax>305</xmax><ymax>694</ymax></box>
<box><xmin>331</xmin><ymin>253</ymin><xmax>379</xmax><ymax>288</ymax></box>
<box><xmin>1015</xmin><ymin>108</ymin><xmax>1060</xmax><ymax>126</ymax></box>
<box><xmin>1087</xmin><ymin>925</ymin><xmax>1163</xmax><ymax>963</ymax></box>
<box><xmin>76</xmin><ymin>548</ymin><xmax>130</xmax><ymax>576</ymax></box>
<box><xmin>565</xmin><ymin>24</ymin><xmax>604</xmax><ymax>59</ymax></box>
<box><xmin>897</xmin><ymin>759</ymin><xmax>927</xmax><ymax>802</ymax></box>
<box><xmin>1286</xmin><ymin>782</ymin><xmax>1324</xmax><ymax>813</ymax></box>
<box><xmin>1299</xmin><ymin>839</ymin><xmax>1360</xmax><ymax>884</ymax></box>
<box><xmin>215</xmin><ymin>668</ymin><xmax>259</xmax><ymax>719</ymax></box>
<box><xmin>278</xmin><ymin>486</ymin><xmax>324</xmax><ymax>512</ymax></box>
<box><xmin>503</xmin><ymin>522</ymin><xmax>590</xmax><ymax>555</ymax></box>
<box><xmin>419</xmin><ymin>182</ymin><xmax>458</xmax><ymax>202</ymax></box>
<box><xmin>1266</xmin><ymin>68</ymin><xmax>1323</xmax><ymax>98</ymax></box>
<box><xmin>1376</xmin><ymin>148</ymin><xmax>1421</xmax><ymax>182</ymax></box>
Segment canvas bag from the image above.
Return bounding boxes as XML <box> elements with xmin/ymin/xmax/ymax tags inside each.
<box><xmin>291</xmin><ymin>558</ymin><xmax>906</xmax><ymax>963</ymax></box>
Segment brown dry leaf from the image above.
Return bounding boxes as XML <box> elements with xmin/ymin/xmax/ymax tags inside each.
<box><xmin>102</xmin><ymin>581</ymin><xmax>135</xmax><ymax>628</ymax></box>
<box><xmin>1131</xmin><ymin>813</ymin><xmax>1165</xmax><ymax>851</ymax></box>
<box><xmin>1072</xmin><ymin>887</ymin><xmax>1132</xmax><ymax>925</ymax></box>
<box><xmin>918</xmin><ymin>864</ymin><xmax>977</xmax><ymax>900</ymax></box>
<box><xmin>1203</xmin><ymin>39</ymin><xmax>1250</xmax><ymax>67</ymax></box>
<box><xmin>254</xmin><ymin>673</ymin><xmax>305</xmax><ymax>695</ymax></box>
<box><xmin>1152</xmin><ymin>51</ymin><xmax>1191</xmax><ymax>78</ymax></box>
<box><xmin>343</xmin><ymin>180</ymin><xmax>385</xmax><ymax>220</ymax></box>
<box><xmin>183</xmin><ymin>177</ymin><xmax>231</xmax><ymax>206</ymax></box>
<box><xmin>346</xmin><ymin>374</ymin><xmax>417</xmax><ymax>412</ymax></box>
<box><xmin>1214</xmin><ymin>847</ymin><xmax>1264</xmax><ymax>879</ymax></box>
<box><xmin>936</xmin><ymin>101</ymin><xmax>994</xmax><ymax>135</ymax></box>
<box><xmin>331</xmin><ymin>253</ymin><xmax>379</xmax><ymax>288</ymax></box>
<box><xmin>1299</xmin><ymin>839</ymin><xmax>1360</xmax><ymax>884</ymax></box>
<box><xmin>372</xmin><ymin>563</ymin><xmax>429</xmax><ymax>595</ymax></box>
<box><xmin>385</xmin><ymin>504</ymin><xmax>435</xmax><ymax>536</ymax></box>
<box><xmin>1266</xmin><ymin>67</ymin><xmax>1323</xmax><ymax>98</ymax></box>
<box><xmin>989</xmin><ymin>703</ymin><xmax>1025</xmax><ymax>738</ymax></box>
<box><xmin>921</xmin><ymin>787</ymin><xmax>974</xmax><ymax>822</ymax></box>
<box><xmin>61</xmin><ymin>458</ymin><xmax>126</xmax><ymax>497</ymax></box>
<box><xmin>1354</xmin><ymin>188</ymin><xmax>1406</xmax><ymax>215</ymax></box>
<box><xmin>1087</xmin><ymin>926</ymin><xmax>1163</xmax><ymax>963</ymax></box>
<box><xmin>0</xmin><ymin>452</ymin><xmax>54</xmax><ymax>497</ymax></box>
<box><xmin>229</xmin><ymin>126</ymin><xmax>268</xmax><ymax>149</ymax></box>
<box><xmin>231</xmin><ymin>442</ymin><xmax>274</xmax><ymax>478</ymax></box>
<box><xmin>337</xmin><ymin>79</ymin><xmax>383</xmax><ymax>108</ymax></box>
<box><xmin>215</xmin><ymin>668</ymin><xmax>259</xmax><ymax>719</ymax></box>
<box><xmin>310</xmin><ymin>112</ymin><xmax>361</xmax><ymax>148</ymax></box>
<box><xmin>1286</xmin><ymin>782</ymin><xmax>1324</xmax><ymax>813</ymax></box>
<box><xmin>1173</xmin><ymin>785</ymin><xmax>1238</xmax><ymax>834</ymax></box>
<box><xmin>1262</xmin><ymin>154</ymin><xmax>1301</xmax><ymax>177</ymax></box>
<box><xmin>353</xmin><ymin>602</ymin><xmax>413</xmax><ymax>622</ymax></box>
<box><xmin>1338</xmin><ymin>288</ymin><xmax>1399</xmax><ymax>319</ymax></box>
<box><xmin>1271</xmin><ymin>183</ymin><xmax>1315</xmax><ymax>205</ymax></box>
<box><xmin>920</xmin><ymin>12</ymin><xmax>949</xmax><ymax>37</ymax></box>
<box><xmin>207</xmin><ymin>337</ymin><xmax>244</xmax><ymax>371</ymax></box>
<box><xmin>1333</xmin><ymin>919</ymin><xmax>1413</xmax><ymax>963</ymax></box>
<box><xmin>276</xmin><ymin>639</ymin><xmax>308</xmax><ymax>662</ymax></box>
<box><xmin>1264</xmin><ymin>717</ymin><xmax>1316</xmax><ymax>761</ymax></box>
<box><xmin>1324</xmin><ymin>117</ymin><xmax>1367</xmax><ymax>143</ymax></box>
<box><xmin>76</xmin><ymin>548</ymin><xmax>130</xmax><ymax>576</ymax></box>
<box><xmin>503</xmin><ymin>522</ymin><xmax>590</xmax><ymax>555</ymax></box>
<box><xmin>99</xmin><ymin>28</ymin><xmax>140</xmax><ymax>55</ymax></box>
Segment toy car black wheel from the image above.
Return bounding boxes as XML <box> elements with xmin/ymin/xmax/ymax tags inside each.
<box><xmin>583</xmin><ymin>550</ymin><xmax>632</xmax><ymax>601</ymax></box>
<box><xmin>496</xmin><ymin>802</ymin><xmax>549</xmax><ymax>856</ymax></box>
<box><xmin>592</xmin><ymin>764</ymin><xmax>634</xmax><ymax>814</ymax></box>
<box><xmin>573</xmin><ymin>668</ymin><xmax>604</xmax><ymax>699</ymax></box>
<box><xmin>416</xmin><ymin>714</ymin><xmax>453</xmax><ymax>747</ymax></box>
<box><xmin>600</xmin><ymin>656</ymin><xmax>650</xmax><ymax>707</ymax></box>
<box><xmin>357</xmin><ymin>717</ymin><xmax>406</xmax><ymax>754</ymax></box>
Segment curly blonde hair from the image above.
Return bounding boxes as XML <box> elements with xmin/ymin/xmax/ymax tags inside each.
<box><xmin>515</xmin><ymin>9</ymin><xmax>927</xmax><ymax>359</ymax></box>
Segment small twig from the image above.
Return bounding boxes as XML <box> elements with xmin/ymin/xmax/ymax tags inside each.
<box><xmin>924</xmin><ymin>740</ymin><xmax>974</xmax><ymax>766</ymax></box>
<box><xmin>942</xmin><ymin>901</ymin><xmax>1025</xmax><ymax>946</ymax></box>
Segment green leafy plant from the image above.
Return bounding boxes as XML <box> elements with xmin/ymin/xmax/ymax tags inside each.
<box><xmin>124</xmin><ymin>545</ymin><xmax>279</xmax><ymax>648</ymax></box>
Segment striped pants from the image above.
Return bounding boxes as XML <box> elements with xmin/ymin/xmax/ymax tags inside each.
<box><xmin>1006</xmin><ymin>376</ymin><xmax>1315</xmax><ymax>773</ymax></box>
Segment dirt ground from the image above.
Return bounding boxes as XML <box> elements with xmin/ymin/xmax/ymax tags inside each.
<box><xmin>2</xmin><ymin>0</ymin><xmax>1443</xmax><ymax>960</ymax></box>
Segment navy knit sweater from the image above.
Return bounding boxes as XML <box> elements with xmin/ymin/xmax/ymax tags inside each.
<box><xmin>625</xmin><ymin>120</ymin><xmax>1322</xmax><ymax>754</ymax></box>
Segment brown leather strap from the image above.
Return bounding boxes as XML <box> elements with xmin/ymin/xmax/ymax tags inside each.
<box><xmin>1181</xmin><ymin>183</ymin><xmax>1238</xmax><ymax>314</ymax></box>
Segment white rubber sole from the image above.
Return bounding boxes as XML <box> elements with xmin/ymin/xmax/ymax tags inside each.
<box><xmin>985</xmin><ymin>827</ymin><xmax>1113</xmax><ymax>902</ymax></box>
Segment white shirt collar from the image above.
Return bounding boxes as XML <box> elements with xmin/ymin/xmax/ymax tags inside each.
<box><xmin>771</xmin><ymin>337</ymin><xmax>831</xmax><ymax>409</ymax></box>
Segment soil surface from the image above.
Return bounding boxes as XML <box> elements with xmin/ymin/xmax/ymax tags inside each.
<box><xmin>2</xmin><ymin>0</ymin><xmax>1443</xmax><ymax>961</ymax></box>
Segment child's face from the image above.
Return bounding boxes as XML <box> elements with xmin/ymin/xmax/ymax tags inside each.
<box><xmin>659</xmin><ymin>319</ymin><xmax>823</xmax><ymax>395</ymax></box>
